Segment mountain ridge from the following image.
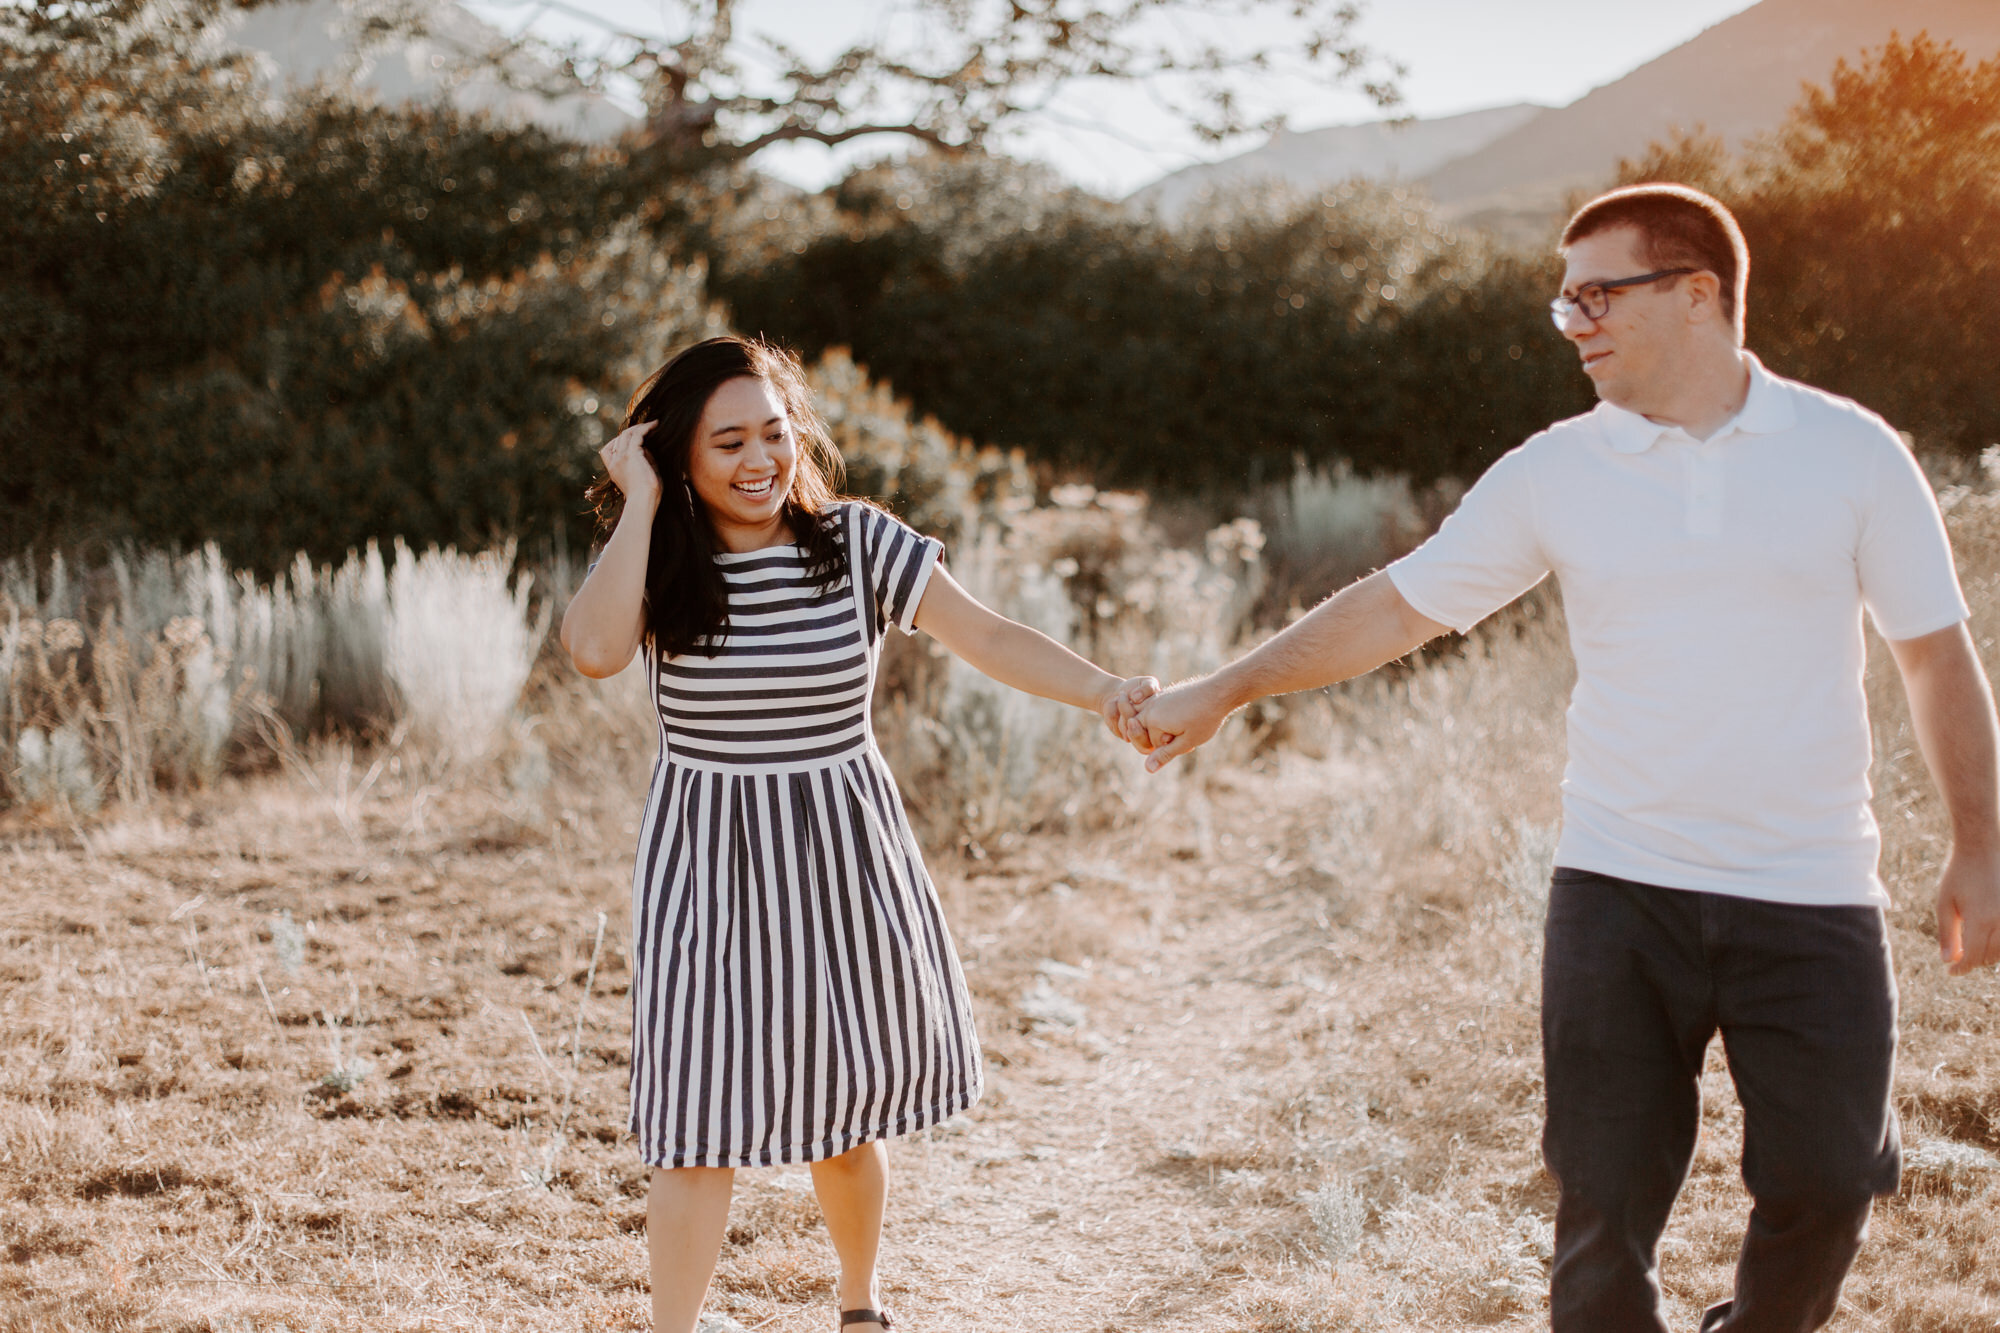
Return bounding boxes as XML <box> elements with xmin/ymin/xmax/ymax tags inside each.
<box><xmin>1419</xmin><ymin>0</ymin><xmax>2000</xmax><ymax>217</ymax></box>
<box><xmin>1126</xmin><ymin>102</ymin><xmax>1546</xmax><ymax>220</ymax></box>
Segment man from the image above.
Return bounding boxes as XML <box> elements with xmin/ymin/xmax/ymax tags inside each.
<box><xmin>1126</xmin><ymin>184</ymin><xmax>2000</xmax><ymax>1332</ymax></box>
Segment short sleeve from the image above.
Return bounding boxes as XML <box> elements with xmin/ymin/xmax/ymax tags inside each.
<box><xmin>1857</xmin><ymin>432</ymin><xmax>1968</xmax><ymax>641</ymax></box>
<box><xmin>854</xmin><ymin>503</ymin><xmax>943</xmax><ymax>634</ymax></box>
<box><xmin>1387</xmin><ymin>444</ymin><xmax>1552</xmax><ymax>633</ymax></box>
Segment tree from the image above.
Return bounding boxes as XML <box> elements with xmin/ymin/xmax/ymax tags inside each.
<box><xmin>0</xmin><ymin>0</ymin><xmax>712</xmax><ymax>566</ymax></box>
<box><xmin>421</xmin><ymin>0</ymin><xmax>1401</xmax><ymax>166</ymax></box>
<box><xmin>1619</xmin><ymin>34</ymin><xmax>2000</xmax><ymax>455</ymax></box>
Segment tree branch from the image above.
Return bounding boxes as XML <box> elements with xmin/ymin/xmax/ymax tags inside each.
<box><xmin>733</xmin><ymin>121</ymin><xmax>959</xmax><ymax>157</ymax></box>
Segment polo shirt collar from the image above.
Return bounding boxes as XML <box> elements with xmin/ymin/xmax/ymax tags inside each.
<box><xmin>1595</xmin><ymin>351</ymin><xmax>1797</xmax><ymax>454</ymax></box>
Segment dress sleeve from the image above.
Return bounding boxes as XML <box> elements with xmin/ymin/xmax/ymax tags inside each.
<box><xmin>1857</xmin><ymin>430</ymin><xmax>1968</xmax><ymax>641</ymax></box>
<box><xmin>1386</xmin><ymin>444</ymin><xmax>1551</xmax><ymax>633</ymax></box>
<box><xmin>854</xmin><ymin>504</ymin><xmax>944</xmax><ymax>634</ymax></box>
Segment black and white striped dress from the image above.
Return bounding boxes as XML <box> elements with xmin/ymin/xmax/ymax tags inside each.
<box><xmin>628</xmin><ymin>502</ymin><xmax>983</xmax><ymax>1168</ymax></box>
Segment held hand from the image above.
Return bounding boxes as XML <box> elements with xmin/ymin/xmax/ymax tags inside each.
<box><xmin>1100</xmin><ymin>675</ymin><xmax>1161</xmax><ymax>747</ymax></box>
<box><xmin>599</xmin><ymin>420</ymin><xmax>662</xmax><ymax>508</ymax></box>
<box><xmin>1133</xmin><ymin>677</ymin><xmax>1233</xmax><ymax>773</ymax></box>
<box><xmin>1937</xmin><ymin>844</ymin><xmax>2000</xmax><ymax>975</ymax></box>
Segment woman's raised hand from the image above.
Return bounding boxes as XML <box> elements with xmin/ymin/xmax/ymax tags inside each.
<box><xmin>600</xmin><ymin>420</ymin><xmax>662</xmax><ymax>507</ymax></box>
<box><xmin>1101</xmin><ymin>675</ymin><xmax>1162</xmax><ymax>748</ymax></box>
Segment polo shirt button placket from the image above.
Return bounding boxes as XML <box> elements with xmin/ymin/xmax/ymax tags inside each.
<box><xmin>1688</xmin><ymin>443</ymin><xmax>1726</xmax><ymax>538</ymax></box>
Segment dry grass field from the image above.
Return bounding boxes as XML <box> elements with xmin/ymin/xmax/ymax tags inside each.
<box><xmin>5</xmin><ymin>563</ymin><xmax>2000</xmax><ymax>1333</ymax></box>
<box><xmin>7</xmin><ymin>457</ymin><xmax>2000</xmax><ymax>1332</ymax></box>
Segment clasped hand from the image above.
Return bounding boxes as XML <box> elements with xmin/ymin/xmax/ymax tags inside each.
<box><xmin>1105</xmin><ymin>676</ymin><xmax>1230</xmax><ymax>773</ymax></box>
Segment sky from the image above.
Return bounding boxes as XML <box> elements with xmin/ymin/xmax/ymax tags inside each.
<box><xmin>463</xmin><ymin>0</ymin><xmax>1763</xmax><ymax>196</ymax></box>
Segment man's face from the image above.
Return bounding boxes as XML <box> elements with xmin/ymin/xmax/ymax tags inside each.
<box><xmin>1556</xmin><ymin>225</ymin><xmax>1692</xmax><ymax>412</ymax></box>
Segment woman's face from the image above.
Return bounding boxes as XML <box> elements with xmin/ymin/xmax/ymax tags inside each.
<box><xmin>685</xmin><ymin>375</ymin><xmax>798</xmax><ymax>551</ymax></box>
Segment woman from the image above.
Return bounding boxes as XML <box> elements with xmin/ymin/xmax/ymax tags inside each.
<box><xmin>560</xmin><ymin>336</ymin><xmax>1154</xmax><ymax>1333</ymax></box>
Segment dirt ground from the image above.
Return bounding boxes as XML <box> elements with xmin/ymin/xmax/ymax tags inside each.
<box><xmin>3</xmin><ymin>736</ymin><xmax>1999</xmax><ymax>1332</ymax></box>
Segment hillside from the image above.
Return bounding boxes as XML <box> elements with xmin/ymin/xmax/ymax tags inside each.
<box><xmin>1126</xmin><ymin>103</ymin><xmax>1545</xmax><ymax>221</ymax></box>
<box><xmin>229</xmin><ymin>0</ymin><xmax>633</xmax><ymax>140</ymax></box>
<box><xmin>10</xmin><ymin>532</ymin><xmax>2000</xmax><ymax>1329</ymax></box>
<box><xmin>1125</xmin><ymin>0</ymin><xmax>2000</xmax><ymax>245</ymax></box>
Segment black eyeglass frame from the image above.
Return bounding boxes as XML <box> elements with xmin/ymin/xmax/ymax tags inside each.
<box><xmin>1549</xmin><ymin>267</ymin><xmax>1698</xmax><ymax>327</ymax></box>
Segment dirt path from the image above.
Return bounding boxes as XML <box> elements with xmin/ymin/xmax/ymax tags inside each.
<box><xmin>879</xmin><ymin>837</ymin><xmax>1333</xmax><ymax>1332</ymax></box>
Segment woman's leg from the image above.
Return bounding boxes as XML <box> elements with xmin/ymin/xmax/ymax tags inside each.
<box><xmin>648</xmin><ymin>1165</ymin><xmax>735</xmax><ymax>1333</ymax></box>
<box><xmin>810</xmin><ymin>1141</ymin><xmax>890</xmax><ymax>1328</ymax></box>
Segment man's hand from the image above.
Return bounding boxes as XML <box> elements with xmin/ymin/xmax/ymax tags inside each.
<box><xmin>1099</xmin><ymin>675</ymin><xmax>1161</xmax><ymax>746</ymax></box>
<box><xmin>1886</xmin><ymin>621</ymin><xmax>2000</xmax><ymax>976</ymax></box>
<box><xmin>1937</xmin><ymin>844</ymin><xmax>2000</xmax><ymax>974</ymax></box>
<box><xmin>1131</xmin><ymin>676</ymin><xmax>1236</xmax><ymax>772</ymax></box>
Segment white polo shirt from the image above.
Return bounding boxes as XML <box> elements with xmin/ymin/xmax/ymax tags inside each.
<box><xmin>1387</xmin><ymin>354</ymin><xmax>1968</xmax><ymax>907</ymax></box>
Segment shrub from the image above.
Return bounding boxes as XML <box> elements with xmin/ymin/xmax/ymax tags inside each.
<box><xmin>0</xmin><ymin>351</ymin><xmax>1276</xmax><ymax>835</ymax></box>
<box><xmin>878</xmin><ymin>487</ymin><xmax>1261</xmax><ymax>841</ymax></box>
<box><xmin>1248</xmin><ymin>461</ymin><xmax>1446</xmax><ymax>619</ymax></box>
<box><xmin>813</xmin><ymin>351</ymin><xmax>1265</xmax><ymax>839</ymax></box>
<box><xmin>0</xmin><ymin>538</ymin><xmax>543</xmax><ymax>807</ymax></box>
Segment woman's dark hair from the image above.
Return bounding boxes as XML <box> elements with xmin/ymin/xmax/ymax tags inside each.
<box><xmin>585</xmin><ymin>336</ymin><xmax>847</xmax><ymax>656</ymax></box>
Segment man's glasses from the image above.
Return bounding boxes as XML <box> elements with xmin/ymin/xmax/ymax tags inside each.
<box><xmin>1549</xmin><ymin>268</ymin><xmax>1697</xmax><ymax>328</ymax></box>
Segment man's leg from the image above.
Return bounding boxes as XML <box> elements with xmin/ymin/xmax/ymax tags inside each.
<box><xmin>1542</xmin><ymin>869</ymin><xmax>1720</xmax><ymax>1333</ymax></box>
<box><xmin>1705</xmin><ymin>898</ymin><xmax>1900</xmax><ymax>1333</ymax></box>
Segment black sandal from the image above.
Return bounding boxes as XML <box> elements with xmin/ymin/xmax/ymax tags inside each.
<box><xmin>839</xmin><ymin>1311</ymin><xmax>893</xmax><ymax>1330</ymax></box>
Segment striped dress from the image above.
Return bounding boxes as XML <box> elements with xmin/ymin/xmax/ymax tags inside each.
<box><xmin>628</xmin><ymin>501</ymin><xmax>983</xmax><ymax>1168</ymax></box>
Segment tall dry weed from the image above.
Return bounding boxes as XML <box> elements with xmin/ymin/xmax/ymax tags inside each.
<box><xmin>0</xmin><ymin>592</ymin><xmax>244</xmax><ymax>808</ymax></box>
<box><xmin>0</xmin><ymin>539</ymin><xmax>546</xmax><ymax>812</ymax></box>
<box><xmin>1326</xmin><ymin>591</ymin><xmax>1573</xmax><ymax>943</ymax></box>
<box><xmin>385</xmin><ymin>540</ymin><xmax>546</xmax><ymax>771</ymax></box>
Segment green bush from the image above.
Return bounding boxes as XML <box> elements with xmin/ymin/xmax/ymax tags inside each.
<box><xmin>0</xmin><ymin>2</ymin><xmax>705</xmax><ymax>570</ymax></box>
<box><xmin>712</xmin><ymin>156</ymin><xmax>1592</xmax><ymax>493</ymax></box>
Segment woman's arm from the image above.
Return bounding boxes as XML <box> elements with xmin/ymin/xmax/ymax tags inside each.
<box><xmin>560</xmin><ymin>423</ymin><xmax>660</xmax><ymax>678</ymax></box>
<box><xmin>911</xmin><ymin>564</ymin><xmax>1156</xmax><ymax>736</ymax></box>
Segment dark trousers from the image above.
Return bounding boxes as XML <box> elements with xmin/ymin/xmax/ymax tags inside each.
<box><xmin>1541</xmin><ymin>868</ymin><xmax>1900</xmax><ymax>1333</ymax></box>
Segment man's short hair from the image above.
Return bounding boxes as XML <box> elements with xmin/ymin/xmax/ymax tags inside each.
<box><xmin>1561</xmin><ymin>184</ymin><xmax>1749</xmax><ymax>342</ymax></box>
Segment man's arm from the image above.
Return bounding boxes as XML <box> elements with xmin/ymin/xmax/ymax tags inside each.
<box><xmin>1886</xmin><ymin>621</ymin><xmax>2000</xmax><ymax>974</ymax></box>
<box><xmin>1135</xmin><ymin>570</ymin><xmax>1448</xmax><ymax>771</ymax></box>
